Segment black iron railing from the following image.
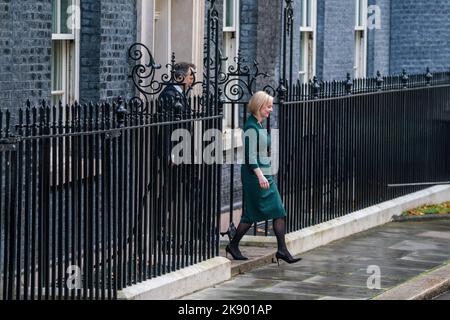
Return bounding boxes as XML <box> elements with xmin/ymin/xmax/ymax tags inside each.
<box><xmin>1</xmin><ymin>0</ymin><xmax>450</xmax><ymax>301</ymax></box>
<box><xmin>277</xmin><ymin>82</ymin><xmax>450</xmax><ymax>232</ymax></box>
<box><xmin>283</xmin><ymin>69</ymin><xmax>450</xmax><ymax>101</ymax></box>
<box><xmin>0</xmin><ymin>97</ymin><xmax>222</xmax><ymax>300</ymax></box>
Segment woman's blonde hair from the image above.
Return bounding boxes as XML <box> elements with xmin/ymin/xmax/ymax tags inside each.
<box><xmin>247</xmin><ymin>91</ymin><xmax>274</xmax><ymax>115</ymax></box>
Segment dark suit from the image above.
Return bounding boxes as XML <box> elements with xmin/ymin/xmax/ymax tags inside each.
<box><xmin>158</xmin><ymin>85</ymin><xmax>190</xmax><ymax>116</ymax></box>
<box><xmin>157</xmin><ymin>85</ymin><xmax>194</xmax><ymax>170</ymax></box>
<box><xmin>156</xmin><ymin>85</ymin><xmax>201</xmax><ymax>253</ymax></box>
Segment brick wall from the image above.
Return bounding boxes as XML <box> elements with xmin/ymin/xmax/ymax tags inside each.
<box><xmin>98</xmin><ymin>0</ymin><xmax>137</xmax><ymax>101</ymax></box>
<box><xmin>390</xmin><ymin>0</ymin><xmax>450</xmax><ymax>74</ymax></box>
<box><xmin>80</xmin><ymin>0</ymin><xmax>136</xmax><ymax>104</ymax></box>
<box><xmin>316</xmin><ymin>0</ymin><xmax>355</xmax><ymax>81</ymax></box>
<box><xmin>79</xmin><ymin>0</ymin><xmax>101</xmax><ymax>103</ymax></box>
<box><xmin>0</xmin><ymin>0</ymin><xmax>52</xmax><ymax>119</ymax></box>
<box><xmin>0</xmin><ymin>0</ymin><xmax>137</xmax><ymax>111</ymax></box>
<box><xmin>239</xmin><ymin>0</ymin><xmax>258</xmax><ymax>74</ymax></box>
<box><xmin>367</xmin><ymin>0</ymin><xmax>390</xmax><ymax>77</ymax></box>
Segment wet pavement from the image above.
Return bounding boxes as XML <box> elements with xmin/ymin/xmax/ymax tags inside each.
<box><xmin>434</xmin><ymin>291</ymin><xmax>450</xmax><ymax>300</ymax></box>
<box><xmin>182</xmin><ymin>220</ymin><xmax>450</xmax><ymax>300</ymax></box>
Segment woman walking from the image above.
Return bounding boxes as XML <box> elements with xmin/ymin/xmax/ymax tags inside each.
<box><xmin>226</xmin><ymin>91</ymin><xmax>302</xmax><ymax>265</ymax></box>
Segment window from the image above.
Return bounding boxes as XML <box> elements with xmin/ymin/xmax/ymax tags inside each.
<box><xmin>224</xmin><ymin>0</ymin><xmax>237</xmax><ymax>32</ymax></box>
<box><xmin>52</xmin><ymin>0</ymin><xmax>79</xmax><ymax>107</ymax></box>
<box><xmin>354</xmin><ymin>0</ymin><xmax>367</xmax><ymax>78</ymax></box>
<box><xmin>222</xmin><ymin>0</ymin><xmax>240</xmax><ymax>135</ymax></box>
<box><xmin>299</xmin><ymin>0</ymin><xmax>316</xmax><ymax>83</ymax></box>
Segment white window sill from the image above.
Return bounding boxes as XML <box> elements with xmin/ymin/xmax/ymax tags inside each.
<box><xmin>52</xmin><ymin>34</ymin><xmax>75</xmax><ymax>41</ymax></box>
<box><xmin>300</xmin><ymin>27</ymin><xmax>314</xmax><ymax>32</ymax></box>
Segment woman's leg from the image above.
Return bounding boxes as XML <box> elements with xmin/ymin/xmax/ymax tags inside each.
<box><xmin>229</xmin><ymin>222</ymin><xmax>252</xmax><ymax>250</ymax></box>
<box><xmin>273</xmin><ymin>217</ymin><xmax>288</xmax><ymax>254</ymax></box>
<box><xmin>273</xmin><ymin>217</ymin><xmax>301</xmax><ymax>264</ymax></box>
<box><xmin>225</xmin><ymin>221</ymin><xmax>253</xmax><ymax>260</ymax></box>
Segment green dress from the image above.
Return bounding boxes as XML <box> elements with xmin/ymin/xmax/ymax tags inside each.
<box><xmin>240</xmin><ymin>114</ymin><xmax>286</xmax><ymax>224</ymax></box>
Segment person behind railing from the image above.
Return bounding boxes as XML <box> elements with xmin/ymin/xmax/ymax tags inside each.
<box><xmin>156</xmin><ymin>62</ymin><xmax>200</xmax><ymax>254</ymax></box>
<box><xmin>225</xmin><ymin>91</ymin><xmax>302</xmax><ymax>265</ymax></box>
<box><xmin>158</xmin><ymin>62</ymin><xmax>196</xmax><ymax>117</ymax></box>
<box><xmin>157</xmin><ymin>62</ymin><xmax>196</xmax><ymax>166</ymax></box>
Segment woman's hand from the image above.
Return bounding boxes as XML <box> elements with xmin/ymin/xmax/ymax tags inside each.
<box><xmin>258</xmin><ymin>175</ymin><xmax>270</xmax><ymax>189</ymax></box>
<box><xmin>254</xmin><ymin>169</ymin><xmax>270</xmax><ymax>190</ymax></box>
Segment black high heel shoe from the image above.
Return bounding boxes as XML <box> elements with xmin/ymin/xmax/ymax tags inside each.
<box><xmin>275</xmin><ymin>251</ymin><xmax>302</xmax><ymax>266</ymax></box>
<box><xmin>225</xmin><ymin>245</ymin><xmax>249</xmax><ymax>261</ymax></box>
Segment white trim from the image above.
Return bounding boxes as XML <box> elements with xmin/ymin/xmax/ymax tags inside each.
<box><xmin>52</xmin><ymin>34</ymin><xmax>75</xmax><ymax>41</ymax></box>
<box><xmin>51</xmin><ymin>0</ymin><xmax>80</xmax><ymax>105</ymax></box>
<box><xmin>223</xmin><ymin>0</ymin><xmax>238</xmax><ymax>32</ymax></box>
<box><xmin>354</xmin><ymin>0</ymin><xmax>367</xmax><ymax>78</ymax></box>
<box><xmin>153</xmin><ymin>0</ymin><xmax>172</xmax><ymax>66</ymax></box>
<box><xmin>55</xmin><ymin>0</ymin><xmax>61</xmax><ymax>33</ymax></box>
<box><xmin>53</xmin><ymin>0</ymin><xmax>76</xmax><ymax>36</ymax></box>
<box><xmin>137</xmin><ymin>0</ymin><xmax>155</xmax><ymax>51</ymax></box>
<box><xmin>355</xmin><ymin>0</ymin><xmax>368</xmax><ymax>28</ymax></box>
<box><xmin>299</xmin><ymin>26</ymin><xmax>314</xmax><ymax>32</ymax></box>
<box><xmin>222</xmin><ymin>0</ymin><xmax>240</xmax><ymax>131</ymax></box>
<box><xmin>301</xmin><ymin>0</ymin><xmax>315</xmax><ymax>28</ymax></box>
<box><xmin>299</xmin><ymin>0</ymin><xmax>317</xmax><ymax>83</ymax></box>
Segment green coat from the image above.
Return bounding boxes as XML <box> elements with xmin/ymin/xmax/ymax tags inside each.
<box><xmin>240</xmin><ymin>114</ymin><xmax>286</xmax><ymax>224</ymax></box>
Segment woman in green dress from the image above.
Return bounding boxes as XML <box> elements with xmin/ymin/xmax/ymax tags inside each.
<box><xmin>226</xmin><ymin>91</ymin><xmax>302</xmax><ymax>265</ymax></box>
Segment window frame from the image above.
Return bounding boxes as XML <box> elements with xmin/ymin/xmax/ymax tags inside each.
<box><xmin>52</xmin><ymin>0</ymin><xmax>76</xmax><ymax>36</ymax></box>
<box><xmin>51</xmin><ymin>0</ymin><xmax>80</xmax><ymax>106</ymax></box>
<box><xmin>222</xmin><ymin>0</ymin><xmax>242</xmax><ymax>150</ymax></box>
<box><xmin>300</xmin><ymin>0</ymin><xmax>314</xmax><ymax>29</ymax></box>
<box><xmin>223</xmin><ymin>0</ymin><xmax>238</xmax><ymax>32</ymax></box>
<box><xmin>299</xmin><ymin>0</ymin><xmax>317</xmax><ymax>83</ymax></box>
<box><xmin>354</xmin><ymin>0</ymin><xmax>368</xmax><ymax>78</ymax></box>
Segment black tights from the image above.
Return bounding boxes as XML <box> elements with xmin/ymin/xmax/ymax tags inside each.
<box><xmin>230</xmin><ymin>217</ymin><xmax>289</xmax><ymax>254</ymax></box>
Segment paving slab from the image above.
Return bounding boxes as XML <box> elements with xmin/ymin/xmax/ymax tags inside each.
<box><xmin>373</xmin><ymin>263</ymin><xmax>450</xmax><ymax>300</ymax></box>
<box><xmin>434</xmin><ymin>291</ymin><xmax>450</xmax><ymax>300</ymax></box>
<box><xmin>182</xmin><ymin>220</ymin><xmax>450</xmax><ymax>300</ymax></box>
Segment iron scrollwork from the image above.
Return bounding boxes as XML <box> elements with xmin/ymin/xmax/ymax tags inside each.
<box><xmin>128</xmin><ymin>43</ymin><xmax>204</xmax><ymax>109</ymax></box>
<box><xmin>219</xmin><ymin>50</ymin><xmax>276</xmax><ymax>102</ymax></box>
<box><xmin>128</xmin><ymin>0</ymin><xmax>278</xmax><ymax>113</ymax></box>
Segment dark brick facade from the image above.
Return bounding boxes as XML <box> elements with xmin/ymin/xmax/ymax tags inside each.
<box><xmin>0</xmin><ymin>0</ymin><xmax>137</xmax><ymax>111</ymax></box>
<box><xmin>390</xmin><ymin>0</ymin><xmax>450</xmax><ymax>74</ymax></box>
<box><xmin>316</xmin><ymin>0</ymin><xmax>355</xmax><ymax>81</ymax></box>
<box><xmin>367</xmin><ymin>0</ymin><xmax>390</xmax><ymax>77</ymax></box>
<box><xmin>98</xmin><ymin>0</ymin><xmax>136</xmax><ymax>101</ymax></box>
<box><xmin>0</xmin><ymin>0</ymin><xmax>52</xmax><ymax>118</ymax></box>
<box><xmin>80</xmin><ymin>0</ymin><xmax>137</xmax><ymax>103</ymax></box>
<box><xmin>239</xmin><ymin>0</ymin><xmax>450</xmax><ymax>81</ymax></box>
<box><xmin>79</xmin><ymin>0</ymin><xmax>101</xmax><ymax>103</ymax></box>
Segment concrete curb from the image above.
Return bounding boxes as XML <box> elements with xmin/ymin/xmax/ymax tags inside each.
<box><xmin>237</xmin><ymin>185</ymin><xmax>450</xmax><ymax>257</ymax></box>
<box><xmin>231</xmin><ymin>251</ymin><xmax>276</xmax><ymax>277</ymax></box>
<box><xmin>372</xmin><ymin>263</ymin><xmax>450</xmax><ymax>300</ymax></box>
<box><xmin>117</xmin><ymin>257</ymin><xmax>231</xmax><ymax>300</ymax></box>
